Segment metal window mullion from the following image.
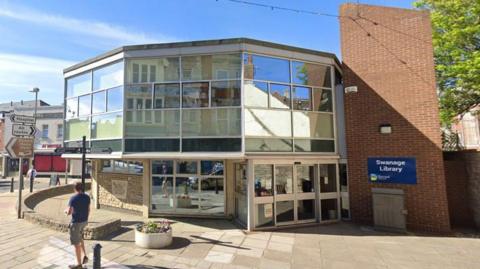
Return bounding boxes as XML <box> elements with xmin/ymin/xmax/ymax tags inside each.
<box><xmin>179</xmin><ymin>56</ymin><xmax>183</xmax><ymax>153</ymax></box>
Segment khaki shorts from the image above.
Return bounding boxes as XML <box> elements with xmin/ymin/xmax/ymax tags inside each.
<box><xmin>69</xmin><ymin>222</ymin><xmax>87</xmax><ymax>245</ymax></box>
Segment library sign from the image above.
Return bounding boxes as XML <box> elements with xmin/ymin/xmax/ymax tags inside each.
<box><xmin>367</xmin><ymin>157</ymin><xmax>417</xmax><ymax>184</ymax></box>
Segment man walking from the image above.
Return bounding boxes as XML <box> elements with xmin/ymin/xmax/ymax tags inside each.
<box><xmin>65</xmin><ymin>182</ymin><xmax>90</xmax><ymax>269</ymax></box>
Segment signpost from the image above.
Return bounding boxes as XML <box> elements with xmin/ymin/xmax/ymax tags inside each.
<box><xmin>5</xmin><ymin>113</ymin><xmax>36</xmax><ymax>219</ymax></box>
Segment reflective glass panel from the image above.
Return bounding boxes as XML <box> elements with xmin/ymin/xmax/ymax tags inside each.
<box><xmin>296</xmin><ymin>165</ymin><xmax>315</xmax><ymax>193</ymax></box>
<box><xmin>67</xmin><ymin>72</ymin><xmax>91</xmax><ymax>97</ymax></box>
<box><xmin>93</xmin><ymin>61</ymin><xmax>123</xmax><ymax>91</ymax></box>
<box><xmin>270</xmin><ymin>84</ymin><xmax>291</xmax><ymax>109</ymax></box>
<box><xmin>182</xmin><ymin>138</ymin><xmax>241</xmax><ymax>152</ymax></box>
<box><xmin>245</xmin><ymin>109</ymin><xmax>291</xmax><ymax>137</ymax></box>
<box><xmin>125</xmin><ymin>110</ymin><xmax>180</xmax><ymax>137</ymax></box>
<box><xmin>313</xmin><ymin>89</ymin><xmax>332</xmax><ymax>112</ymax></box>
<box><xmin>211</xmin><ymin>54</ymin><xmax>241</xmax><ymax>80</ymax></box>
<box><xmin>125</xmin><ymin>138</ymin><xmax>180</xmax><ymax>152</ymax></box>
<box><xmin>127</xmin><ymin>58</ymin><xmax>180</xmax><ymax>83</ymax></box>
<box><xmin>243</xmin><ymin>54</ymin><xmax>290</xmax><ymax>83</ymax></box>
<box><xmin>91</xmin><ymin>139</ymin><xmax>122</xmax><ymax>152</ymax></box>
<box><xmin>152</xmin><ymin>160</ymin><xmax>174</xmax><ymax>174</ymax></box>
<box><xmin>201</xmin><ymin>161</ymin><xmax>224</xmax><ymax>176</ymax></box>
<box><xmin>65</xmin><ymin>117</ymin><xmax>90</xmax><ymax>140</ymax></box>
<box><xmin>246</xmin><ymin>138</ymin><xmax>293</xmax><ymax>152</ymax></box>
<box><xmin>151</xmin><ymin>176</ymin><xmax>174</xmax><ymax>212</ymax></box>
<box><xmin>125</xmin><ymin>85</ymin><xmax>152</xmax><ymax>110</ymax></box>
<box><xmin>92</xmin><ymin>91</ymin><xmax>106</xmax><ymax>114</ymax></box>
<box><xmin>319</xmin><ymin>164</ymin><xmax>337</xmax><ymax>193</ymax></box>
<box><xmin>107</xmin><ymin>87</ymin><xmax>123</xmax><ymax>111</ymax></box>
<box><xmin>276</xmin><ymin>201</ymin><xmax>294</xmax><ymax>223</ymax></box>
<box><xmin>244</xmin><ymin>80</ymin><xmax>268</xmax><ymax>107</ymax></box>
<box><xmin>255</xmin><ymin>203</ymin><xmax>274</xmax><ymax>228</ymax></box>
<box><xmin>292</xmin><ymin>86</ymin><xmax>312</xmax><ymax>111</ymax></box>
<box><xmin>102</xmin><ymin>160</ymin><xmax>113</xmax><ymax>172</ymax></box>
<box><xmin>91</xmin><ymin>112</ymin><xmax>122</xmax><ymax>139</ymax></box>
<box><xmin>66</xmin><ymin>98</ymin><xmax>78</xmax><ymax>119</ymax></box>
<box><xmin>211</xmin><ymin>80</ymin><xmax>241</xmax><ymax>107</ymax></box>
<box><xmin>177</xmin><ymin>161</ymin><xmax>197</xmax><ymax>174</ymax></box>
<box><xmin>298</xmin><ymin>199</ymin><xmax>315</xmax><ymax>220</ymax></box>
<box><xmin>154</xmin><ymin>83</ymin><xmax>180</xmax><ymax>108</ymax></box>
<box><xmin>182</xmin><ymin>82</ymin><xmax>209</xmax><ymax>108</ymax></box>
<box><xmin>275</xmin><ymin>166</ymin><xmax>293</xmax><ymax>194</ymax></box>
<box><xmin>254</xmin><ymin>164</ymin><xmax>273</xmax><ymax>197</ymax></box>
<box><xmin>292</xmin><ymin>61</ymin><xmax>331</xmax><ymax>87</ymax></box>
<box><xmin>175</xmin><ymin>177</ymin><xmax>199</xmax><ymax>212</ymax></box>
<box><xmin>182</xmin><ymin>54</ymin><xmax>241</xmax><ymax>81</ymax></box>
<box><xmin>182</xmin><ymin>108</ymin><xmax>241</xmax><ymax>137</ymax></box>
<box><xmin>294</xmin><ymin>139</ymin><xmax>335</xmax><ymax>152</ymax></box>
<box><xmin>200</xmin><ymin>177</ymin><xmax>224</xmax><ymax>215</ymax></box>
<box><xmin>78</xmin><ymin>95</ymin><xmax>91</xmax><ymax>116</ymax></box>
<box><xmin>321</xmin><ymin>199</ymin><xmax>338</xmax><ymax>221</ymax></box>
<box><xmin>293</xmin><ymin>112</ymin><xmax>334</xmax><ymax>138</ymax></box>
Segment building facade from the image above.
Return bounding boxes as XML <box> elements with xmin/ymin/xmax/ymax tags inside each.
<box><xmin>63</xmin><ymin>38</ymin><xmax>348</xmax><ymax>230</ymax></box>
<box><xmin>0</xmin><ymin>101</ymin><xmax>66</xmax><ymax>177</ymax></box>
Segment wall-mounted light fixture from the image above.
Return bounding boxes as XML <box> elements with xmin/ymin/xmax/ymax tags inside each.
<box><xmin>379</xmin><ymin>124</ymin><xmax>392</xmax><ymax>134</ymax></box>
<box><xmin>344</xmin><ymin>86</ymin><xmax>358</xmax><ymax>94</ymax></box>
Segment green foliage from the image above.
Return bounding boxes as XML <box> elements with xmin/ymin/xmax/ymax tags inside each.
<box><xmin>415</xmin><ymin>0</ymin><xmax>480</xmax><ymax>125</ymax></box>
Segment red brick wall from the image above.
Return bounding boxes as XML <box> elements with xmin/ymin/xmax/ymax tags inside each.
<box><xmin>339</xmin><ymin>4</ymin><xmax>451</xmax><ymax>232</ymax></box>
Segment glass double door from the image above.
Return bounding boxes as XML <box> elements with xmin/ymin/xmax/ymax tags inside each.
<box><xmin>274</xmin><ymin>165</ymin><xmax>316</xmax><ymax>225</ymax></box>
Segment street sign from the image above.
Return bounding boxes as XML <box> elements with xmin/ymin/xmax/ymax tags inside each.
<box><xmin>5</xmin><ymin>137</ymin><xmax>34</xmax><ymax>158</ymax></box>
<box><xmin>12</xmin><ymin>124</ymin><xmax>36</xmax><ymax>137</ymax></box>
<box><xmin>10</xmin><ymin>114</ymin><xmax>35</xmax><ymax>125</ymax></box>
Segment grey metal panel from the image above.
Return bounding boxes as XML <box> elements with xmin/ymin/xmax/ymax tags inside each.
<box><xmin>335</xmin><ymin>84</ymin><xmax>347</xmax><ymax>159</ymax></box>
<box><xmin>372</xmin><ymin>188</ymin><xmax>406</xmax><ymax>230</ymax></box>
<box><xmin>124</xmin><ymin>44</ymin><xmax>243</xmax><ymax>58</ymax></box>
<box><xmin>372</xmin><ymin>188</ymin><xmax>404</xmax><ymax>195</ymax></box>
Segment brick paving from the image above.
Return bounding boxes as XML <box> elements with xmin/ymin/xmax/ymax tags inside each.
<box><xmin>1</xmin><ymin>191</ymin><xmax>480</xmax><ymax>268</ymax></box>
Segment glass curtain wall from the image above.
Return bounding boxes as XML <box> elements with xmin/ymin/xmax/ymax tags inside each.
<box><xmin>65</xmin><ymin>61</ymin><xmax>124</xmax><ymax>151</ymax></box>
<box><xmin>125</xmin><ymin>54</ymin><xmax>242</xmax><ymax>152</ymax></box>
<box><xmin>244</xmin><ymin>54</ymin><xmax>335</xmax><ymax>153</ymax></box>
<box><xmin>151</xmin><ymin>160</ymin><xmax>225</xmax><ymax>215</ymax></box>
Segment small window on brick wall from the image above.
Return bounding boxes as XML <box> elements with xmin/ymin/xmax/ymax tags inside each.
<box><xmin>101</xmin><ymin>159</ymin><xmax>143</xmax><ymax>175</ymax></box>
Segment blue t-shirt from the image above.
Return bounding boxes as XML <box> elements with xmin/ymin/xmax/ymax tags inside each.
<box><xmin>68</xmin><ymin>193</ymin><xmax>90</xmax><ymax>223</ymax></box>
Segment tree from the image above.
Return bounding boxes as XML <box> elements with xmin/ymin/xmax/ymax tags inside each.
<box><xmin>414</xmin><ymin>0</ymin><xmax>480</xmax><ymax>126</ymax></box>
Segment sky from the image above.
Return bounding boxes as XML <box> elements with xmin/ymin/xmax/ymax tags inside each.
<box><xmin>0</xmin><ymin>0</ymin><xmax>414</xmax><ymax>105</ymax></box>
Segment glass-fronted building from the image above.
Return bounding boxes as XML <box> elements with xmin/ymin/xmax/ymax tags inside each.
<box><xmin>63</xmin><ymin>38</ymin><xmax>348</xmax><ymax>230</ymax></box>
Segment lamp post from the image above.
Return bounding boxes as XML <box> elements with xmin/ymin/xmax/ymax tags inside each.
<box><xmin>29</xmin><ymin>87</ymin><xmax>39</xmax><ymax>193</ymax></box>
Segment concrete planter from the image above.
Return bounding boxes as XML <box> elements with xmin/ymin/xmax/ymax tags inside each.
<box><xmin>135</xmin><ymin>228</ymin><xmax>173</xmax><ymax>249</ymax></box>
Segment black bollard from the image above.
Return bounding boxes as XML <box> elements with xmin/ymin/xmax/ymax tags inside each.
<box><xmin>93</xmin><ymin>243</ymin><xmax>102</xmax><ymax>269</ymax></box>
<box><xmin>10</xmin><ymin>178</ymin><xmax>14</xmax><ymax>193</ymax></box>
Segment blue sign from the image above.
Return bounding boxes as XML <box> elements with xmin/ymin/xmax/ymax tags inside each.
<box><xmin>368</xmin><ymin>157</ymin><xmax>416</xmax><ymax>184</ymax></box>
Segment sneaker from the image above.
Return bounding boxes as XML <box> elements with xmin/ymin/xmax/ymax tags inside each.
<box><xmin>82</xmin><ymin>255</ymin><xmax>89</xmax><ymax>264</ymax></box>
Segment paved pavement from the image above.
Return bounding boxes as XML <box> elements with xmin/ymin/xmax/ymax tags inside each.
<box><xmin>1</xmin><ymin>191</ymin><xmax>480</xmax><ymax>268</ymax></box>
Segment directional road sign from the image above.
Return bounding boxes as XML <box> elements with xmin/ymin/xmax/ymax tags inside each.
<box><xmin>5</xmin><ymin>137</ymin><xmax>34</xmax><ymax>158</ymax></box>
<box><xmin>10</xmin><ymin>114</ymin><xmax>35</xmax><ymax>125</ymax></box>
<box><xmin>12</xmin><ymin>124</ymin><xmax>36</xmax><ymax>137</ymax></box>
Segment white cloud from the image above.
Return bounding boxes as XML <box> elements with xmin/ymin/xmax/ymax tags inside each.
<box><xmin>0</xmin><ymin>53</ymin><xmax>73</xmax><ymax>104</ymax></box>
<box><xmin>0</xmin><ymin>4</ymin><xmax>175</xmax><ymax>45</ymax></box>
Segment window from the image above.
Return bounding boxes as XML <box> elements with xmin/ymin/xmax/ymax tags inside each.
<box><xmin>57</xmin><ymin>124</ymin><xmax>63</xmax><ymax>139</ymax></box>
<box><xmin>91</xmin><ymin>112</ymin><xmax>123</xmax><ymax>139</ymax></box>
<box><xmin>78</xmin><ymin>95</ymin><xmax>91</xmax><ymax>116</ymax></box>
<box><xmin>92</xmin><ymin>91</ymin><xmax>106</xmax><ymax>114</ymax></box>
<box><xmin>246</xmin><ymin>138</ymin><xmax>293</xmax><ymax>152</ymax></box>
<box><xmin>41</xmin><ymin>125</ymin><xmax>48</xmax><ymax>138</ymax></box>
<box><xmin>154</xmin><ymin>83</ymin><xmax>180</xmax><ymax>108</ymax></box>
<box><xmin>211</xmin><ymin>80</ymin><xmax>241</xmax><ymax>107</ymax></box>
<box><xmin>65</xmin><ymin>117</ymin><xmax>90</xmax><ymax>140</ymax></box>
<box><xmin>93</xmin><ymin>61</ymin><xmax>123</xmax><ymax>91</ymax></box>
<box><xmin>107</xmin><ymin>87</ymin><xmax>123</xmax><ymax>111</ymax></box>
<box><xmin>177</xmin><ymin>161</ymin><xmax>197</xmax><ymax>174</ymax></box>
<box><xmin>244</xmin><ymin>80</ymin><xmax>268</xmax><ymax>108</ymax></box>
<box><xmin>66</xmin><ymin>72</ymin><xmax>91</xmax><ymax>97</ymax></box>
<box><xmin>294</xmin><ymin>139</ymin><xmax>335</xmax><ymax>152</ymax></box>
<box><xmin>101</xmin><ymin>159</ymin><xmax>143</xmax><ymax>174</ymax></box>
<box><xmin>243</xmin><ymin>54</ymin><xmax>290</xmax><ymax>83</ymax></box>
<box><xmin>292</xmin><ymin>61</ymin><xmax>331</xmax><ymax>88</ymax></box>
<box><xmin>269</xmin><ymin>84</ymin><xmax>291</xmax><ymax>109</ymax></box>
<box><xmin>182</xmin><ymin>108</ymin><xmax>241</xmax><ymax>137</ymax></box>
<box><xmin>127</xmin><ymin>58</ymin><xmax>179</xmax><ymax>83</ymax></box>
<box><xmin>254</xmin><ymin>164</ymin><xmax>273</xmax><ymax>197</ymax></box>
<box><xmin>201</xmin><ymin>161</ymin><xmax>224</xmax><ymax>176</ymax></box>
<box><xmin>245</xmin><ymin>109</ymin><xmax>291</xmax><ymax>137</ymax></box>
<box><xmin>313</xmin><ymin>88</ymin><xmax>332</xmax><ymax>112</ymax></box>
<box><xmin>125</xmin><ymin>138</ymin><xmax>180</xmax><ymax>152</ymax></box>
<box><xmin>125</xmin><ymin>110</ymin><xmax>180</xmax><ymax>137</ymax></box>
<box><xmin>66</xmin><ymin>98</ymin><xmax>78</xmax><ymax>119</ymax></box>
<box><xmin>125</xmin><ymin>85</ymin><xmax>152</xmax><ymax>110</ymax></box>
<box><xmin>293</xmin><ymin>112</ymin><xmax>334</xmax><ymax>138</ymax></box>
<box><xmin>182</xmin><ymin>82</ymin><xmax>209</xmax><ymax>108</ymax></box>
<box><xmin>182</xmin><ymin>54</ymin><xmax>241</xmax><ymax>81</ymax></box>
<box><xmin>292</xmin><ymin>86</ymin><xmax>312</xmax><ymax>110</ymax></box>
<box><xmin>91</xmin><ymin>139</ymin><xmax>122</xmax><ymax>152</ymax></box>
<box><xmin>182</xmin><ymin>138</ymin><xmax>241</xmax><ymax>152</ymax></box>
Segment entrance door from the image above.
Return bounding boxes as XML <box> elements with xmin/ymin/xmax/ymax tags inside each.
<box><xmin>274</xmin><ymin>165</ymin><xmax>295</xmax><ymax>225</ymax></box>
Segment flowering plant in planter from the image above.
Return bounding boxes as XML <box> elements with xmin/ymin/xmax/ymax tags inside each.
<box><xmin>136</xmin><ymin>220</ymin><xmax>171</xmax><ymax>234</ymax></box>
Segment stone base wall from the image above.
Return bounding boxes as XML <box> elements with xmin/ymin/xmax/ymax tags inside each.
<box><xmin>96</xmin><ymin>171</ymin><xmax>144</xmax><ymax>213</ymax></box>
